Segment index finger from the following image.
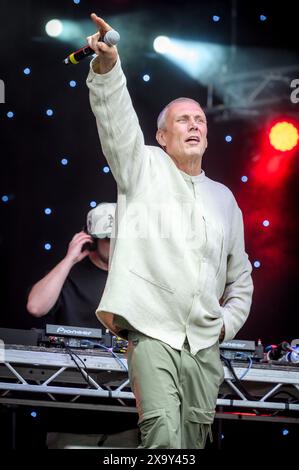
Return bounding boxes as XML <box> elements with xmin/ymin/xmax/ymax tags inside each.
<box><xmin>90</xmin><ymin>13</ymin><xmax>112</xmax><ymax>34</ymax></box>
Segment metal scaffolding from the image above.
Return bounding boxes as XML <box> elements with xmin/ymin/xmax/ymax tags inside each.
<box><xmin>0</xmin><ymin>345</ymin><xmax>298</xmax><ymax>422</ymax></box>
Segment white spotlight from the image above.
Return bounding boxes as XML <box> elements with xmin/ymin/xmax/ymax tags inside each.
<box><xmin>153</xmin><ymin>36</ymin><xmax>171</xmax><ymax>54</ymax></box>
<box><xmin>153</xmin><ymin>37</ymin><xmax>227</xmax><ymax>83</ymax></box>
<box><xmin>45</xmin><ymin>19</ymin><xmax>63</xmax><ymax>38</ymax></box>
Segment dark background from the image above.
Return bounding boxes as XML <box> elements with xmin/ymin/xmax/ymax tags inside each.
<box><xmin>0</xmin><ymin>0</ymin><xmax>299</xmax><ymax>450</ymax></box>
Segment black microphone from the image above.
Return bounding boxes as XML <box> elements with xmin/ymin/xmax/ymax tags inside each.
<box><xmin>63</xmin><ymin>30</ymin><xmax>120</xmax><ymax>65</ymax></box>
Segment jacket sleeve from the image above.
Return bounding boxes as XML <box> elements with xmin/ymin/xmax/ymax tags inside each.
<box><xmin>220</xmin><ymin>202</ymin><xmax>254</xmax><ymax>341</ymax></box>
<box><xmin>86</xmin><ymin>57</ymin><xmax>149</xmax><ymax>194</ymax></box>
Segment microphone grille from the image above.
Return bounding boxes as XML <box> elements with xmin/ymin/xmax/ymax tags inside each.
<box><xmin>104</xmin><ymin>30</ymin><xmax>120</xmax><ymax>46</ymax></box>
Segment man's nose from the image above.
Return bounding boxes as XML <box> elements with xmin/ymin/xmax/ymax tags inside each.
<box><xmin>188</xmin><ymin>119</ymin><xmax>199</xmax><ymax>130</ymax></box>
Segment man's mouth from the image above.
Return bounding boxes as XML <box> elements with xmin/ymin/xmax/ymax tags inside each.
<box><xmin>185</xmin><ymin>136</ymin><xmax>200</xmax><ymax>144</ymax></box>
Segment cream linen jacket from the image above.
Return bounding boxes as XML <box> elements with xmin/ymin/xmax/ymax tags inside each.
<box><xmin>86</xmin><ymin>58</ymin><xmax>253</xmax><ymax>355</ymax></box>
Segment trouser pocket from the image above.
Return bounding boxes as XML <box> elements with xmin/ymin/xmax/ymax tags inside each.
<box><xmin>138</xmin><ymin>408</ymin><xmax>179</xmax><ymax>449</ymax></box>
<box><xmin>184</xmin><ymin>407</ymin><xmax>215</xmax><ymax>449</ymax></box>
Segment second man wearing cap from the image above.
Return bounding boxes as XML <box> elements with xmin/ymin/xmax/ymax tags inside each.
<box><xmin>27</xmin><ymin>203</ymin><xmax>116</xmax><ymax>329</ymax></box>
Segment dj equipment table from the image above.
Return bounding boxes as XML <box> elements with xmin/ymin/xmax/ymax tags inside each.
<box><xmin>0</xmin><ymin>345</ymin><xmax>299</xmax><ymax>423</ymax></box>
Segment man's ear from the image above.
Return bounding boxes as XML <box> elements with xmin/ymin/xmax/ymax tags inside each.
<box><xmin>156</xmin><ymin>129</ymin><xmax>167</xmax><ymax>149</ymax></box>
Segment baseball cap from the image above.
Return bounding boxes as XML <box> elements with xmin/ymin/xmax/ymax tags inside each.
<box><xmin>86</xmin><ymin>202</ymin><xmax>116</xmax><ymax>239</ymax></box>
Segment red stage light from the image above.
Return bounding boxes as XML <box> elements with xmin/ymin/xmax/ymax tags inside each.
<box><xmin>269</xmin><ymin>121</ymin><xmax>299</xmax><ymax>152</ymax></box>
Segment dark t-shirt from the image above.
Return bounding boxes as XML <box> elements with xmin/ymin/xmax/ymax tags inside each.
<box><xmin>47</xmin><ymin>257</ymin><xmax>107</xmax><ymax>330</ymax></box>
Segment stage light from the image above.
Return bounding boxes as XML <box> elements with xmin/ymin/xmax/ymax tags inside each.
<box><xmin>45</xmin><ymin>19</ymin><xmax>86</xmax><ymax>49</ymax></box>
<box><xmin>44</xmin><ymin>243</ymin><xmax>52</xmax><ymax>251</ymax></box>
<box><xmin>254</xmin><ymin>261</ymin><xmax>261</xmax><ymax>268</ymax></box>
<box><xmin>153</xmin><ymin>37</ymin><xmax>226</xmax><ymax>83</ymax></box>
<box><xmin>46</xmin><ymin>109</ymin><xmax>54</xmax><ymax>117</ymax></box>
<box><xmin>282</xmin><ymin>429</ymin><xmax>289</xmax><ymax>436</ymax></box>
<box><xmin>7</xmin><ymin>111</ymin><xmax>14</xmax><ymax>118</ymax></box>
<box><xmin>260</xmin><ymin>15</ymin><xmax>267</xmax><ymax>21</ymax></box>
<box><xmin>153</xmin><ymin>36</ymin><xmax>171</xmax><ymax>54</ymax></box>
<box><xmin>30</xmin><ymin>411</ymin><xmax>37</xmax><ymax>418</ymax></box>
<box><xmin>212</xmin><ymin>15</ymin><xmax>220</xmax><ymax>22</ymax></box>
<box><xmin>45</xmin><ymin>19</ymin><xmax>63</xmax><ymax>38</ymax></box>
<box><xmin>69</xmin><ymin>80</ymin><xmax>77</xmax><ymax>87</ymax></box>
<box><xmin>2</xmin><ymin>195</ymin><xmax>9</xmax><ymax>202</ymax></box>
<box><xmin>241</xmin><ymin>176</ymin><xmax>248</xmax><ymax>183</ymax></box>
<box><xmin>263</xmin><ymin>220</ymin><xmax>270</xmax><ymax>227</ymax></box>
<box><xmin>23</xmin><ymin>67</ymin><xmax>31</xmax><ymax>75</ymax></box>
<box><xmin>44</xmin><ymin>208</ymin><xmax>52</xmax><ymax>215</ymax></box>
<box><xmin>90</xmin><ymin>201</ymin><xmax>97</xmax><ymax>208</ymax></box>
<box><xmin>143</xmin><ymin>74</ymin><xmax>150</xmax><ymax>82</ymax></box>
<box><xmin>225</xmin><ymin>135</ymin><xmax>232</xmax><ymax>142</ymax></box>
<box><xmin>103</xmin><ymin>166</ymin><xmax>110</xmax><ymax>173</ymax></box>
<box><xmin>61</xmin><ymin>158</ymin><xmax>68</xmax><ymax>165</ymax></box>
<box><xmin>269</xmin><ymin>121</ymin><xmax>299</xmax><ymax>152</ymax></box>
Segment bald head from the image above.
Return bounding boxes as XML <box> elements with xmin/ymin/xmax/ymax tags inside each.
<box><xmin>157</xmin><ymin>97</ymin><xmax>203</xmax><ymax>130</ymax></box>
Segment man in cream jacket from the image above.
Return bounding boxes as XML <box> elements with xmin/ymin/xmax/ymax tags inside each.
<box><xmin>86</xmin><ymin>13</ymin><xmax>253</xmax><ymax>449</ymax></box>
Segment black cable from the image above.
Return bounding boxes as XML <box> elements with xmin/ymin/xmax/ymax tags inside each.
<box><xmin>267</xmin><ymin>390</ymin><xmax>299</xmax><ymax>403</ymax></box>
<box><xmin>65</xmin><ymin>345</ymin><xmax>95</xmax><ymax>388</ymax></box>
<box><xmin>65</xmin><ymin>346</ymin><xmax>90</xmax><ymax>385</ymax></box>
<box><xmin>221</xmin><ymin>354</ymin><xmax>299</xmax><ymax>419</ymax></box>
<box><xmin>220</xmin><ymin>353</ymin><xmax>256</xmax><ymax>401</ymax></box>
<box><xmin>80</xmin><ymin>339</ymin><xmax>128</xmax><ymax>371</ymax></box>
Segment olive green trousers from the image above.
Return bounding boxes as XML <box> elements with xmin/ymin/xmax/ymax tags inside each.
<box><xmin>127</xmin><ymin>332</ymin><xmax>224</xmax><ymax>449</ymax></box>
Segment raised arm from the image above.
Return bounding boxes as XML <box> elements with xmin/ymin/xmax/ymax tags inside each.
<box><xmin>86</xmin><ymin>14</ymin><xmax>149</xmax><ymax>194</ymax></box>
<box><xmin>27</xmin><ymin>232</ymin><xmax>93</xmax><ymax>317</ymax></box>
